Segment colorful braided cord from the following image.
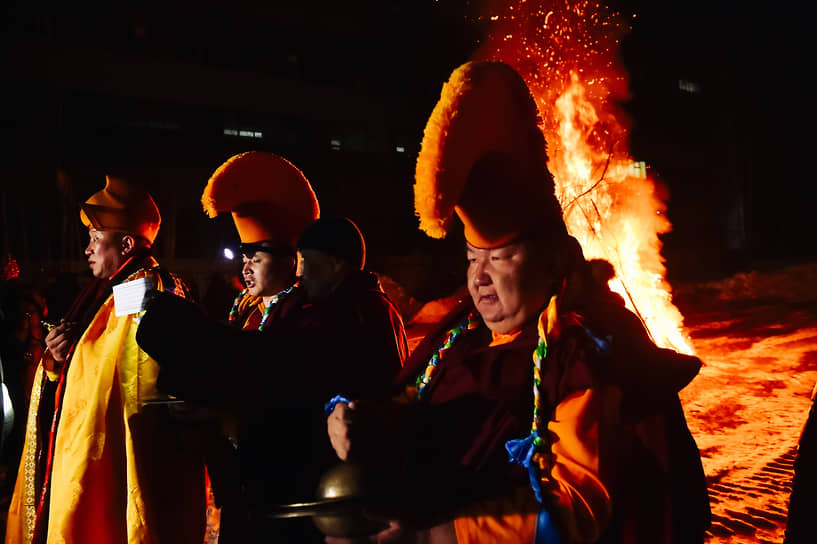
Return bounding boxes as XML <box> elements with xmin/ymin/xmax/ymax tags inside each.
<box><xmin>411</xmin><ymin>310</ymin><xmax>480</xmax><ymax>401</ymax></box>
<box><xmin>227</xmin><ymin>282</ymin><xmax>299</xmax><ymax>331</ymax></box>
<box><xmin>529</xmin><ymin>335</ymin><xmax>548</xmax><ymax>470</ymax></box>
<box><xmin>227</xmin><ymin>289</ymin><xmax>249</xmax><ymax>323</ymax></box>
<box><xmin>257</xmin><ymin>282</ymin><xmax>298</xmax><ymax>331</ymax></box>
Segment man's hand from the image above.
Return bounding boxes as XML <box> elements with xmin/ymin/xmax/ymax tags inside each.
<box><xmin>327</xmin><ymin>399</ymin><xmax>412</xmax><ymax>464</ymax></box>
<box><xmin>324</xmin><ymin>521</ymin><xmax>408</xmax><ymax>544</ymax></box>
<box><xmin>327</xmin><ymin>401</ymin><xmax>358</xmax><ymax>461</ymax></box>
<box><xmin>44</xmin><ymin>320</ymin><xmax>77</xmax><ymax>367</ymax></box>
<box><xmin>324</xmin><ymin>520</ymin><xmax>456</xmax><ymax>544</ymax></box>
<box><xmin>327</xmin><ymin>400</ymin><xmax>393</xmax><ymax>463</ymax></box>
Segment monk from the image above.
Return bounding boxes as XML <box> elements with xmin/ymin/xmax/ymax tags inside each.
<box><xmin>326</xmin><ymin>61</ymin><xmax>710</xmax><ymax>544</ymax></box>
<box><xmin>5</xmin><ymin>176</ymin><xmax>205</xmax><ymax>544</ymax></box>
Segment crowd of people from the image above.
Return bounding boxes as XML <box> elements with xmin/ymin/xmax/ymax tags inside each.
<box><xmin>0</xmin><ymin>60</ymin><xmax>726</xmax><ymax>543</ymax></box>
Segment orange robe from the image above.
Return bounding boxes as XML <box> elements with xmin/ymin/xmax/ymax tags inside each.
<box><xmin>233</xmin><ymin>293</ymin><xmax>265</xmax><ymax>331</ymax></box>
<box><xmin>451</xmin><ymin>299</ymin><xmax>615</xmax><ymax>543</ymax></box>
<box><xmin>5</xmin><ymin>265</ymin><xmax>206</xmax><ymax>544</ymax></box>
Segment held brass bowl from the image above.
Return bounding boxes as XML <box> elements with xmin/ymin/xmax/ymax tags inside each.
<box><xmin>313</xmin><ymin>462</ymin><xmax>388</xmax><ymax>538</ymax></box>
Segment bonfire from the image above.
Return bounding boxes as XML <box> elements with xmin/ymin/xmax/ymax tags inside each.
<box><xmin>476</xmin><ymin>0</ymin><xmax>693</xmax><ymax>354</ymax></box>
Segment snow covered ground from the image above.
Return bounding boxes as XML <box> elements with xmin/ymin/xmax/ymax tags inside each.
<box><xmin>676</xmin><ymin>262</ymin><xmax>817</xmax><ymax>543</ymax></box>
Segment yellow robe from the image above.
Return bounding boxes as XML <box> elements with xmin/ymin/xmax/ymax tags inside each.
<box><xmin>5</xmin><ymin>267</ymin><xmax>206</xmax><ymax>544</ymax></box>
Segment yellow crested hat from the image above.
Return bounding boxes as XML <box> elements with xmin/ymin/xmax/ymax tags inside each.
<box><xmin>201</xmin><ymin>151</ymin><xmax>320</xmax><ymax>247</ymax></box>
<box><xmin>80</xmin><ymin>176</ymin><xmax>161</xmax><ymax>244</ymax></box>
<box><xmin>414</xmin><ymin>61</ymin><xmax>565</xmax><ymax>249</ymax></box>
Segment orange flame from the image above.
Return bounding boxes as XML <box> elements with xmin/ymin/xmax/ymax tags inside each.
<box><xmin>477</xmin><ymin>0</ymin><xmax>694</xmax><ymax>354</ymax></box>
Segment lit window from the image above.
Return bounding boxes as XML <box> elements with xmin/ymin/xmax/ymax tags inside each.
<box><xmin>330</xmin><ymin>138</ymin><xmax>341</xmax><ymax>151</ymax></box>
<box><xmin>679</xmin><ymin>79</ymin><xmax>701</xmax><ymax>94</ymax></box>
<box><xmin>225</xmin><ymin>128</ymin><xmax>262</xmax><ymax>138</ymax></box>
<box><xmin>395</xmin><ymin>146</ymin><xmax>405</xmax><ymax>153</ymax></box>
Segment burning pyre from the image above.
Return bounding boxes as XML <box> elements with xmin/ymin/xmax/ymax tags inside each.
<box><xmin>476</xmin><ymin>0</ymin><xmax>694</xmax><ymax>354</ymax></box>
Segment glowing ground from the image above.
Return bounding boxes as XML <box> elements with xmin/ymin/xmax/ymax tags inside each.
<box><xmin>677</xmin><ymin>262</ymin><xmax>817</xmax><ymax>543</ymax></box>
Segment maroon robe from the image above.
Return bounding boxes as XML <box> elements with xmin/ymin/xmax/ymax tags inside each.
<box><xmin>386</xmin><ymin>296</ymin><xmax>709</xmax><ymax>542</ymax></box>
<box><xmin>389</xmin><ymin>298</ymin><xmax>601</xmax><ymax>520</ymax></box>
<box><xmin>135</xmin><ymin>270</ymin><xmax>407</xmax><ymax>538</ymax></box>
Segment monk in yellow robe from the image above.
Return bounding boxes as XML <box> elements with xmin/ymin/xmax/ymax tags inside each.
<box><xmin>5</xmin><ymin>176</ymin><xmax>206</xmax><ymax>544</ymax></box>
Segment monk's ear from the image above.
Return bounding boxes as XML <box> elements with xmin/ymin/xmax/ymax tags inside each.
<box><xmin>121</xmin><ymin>234</ymin><xmax>136</xmax><ymax>256</ymax></box>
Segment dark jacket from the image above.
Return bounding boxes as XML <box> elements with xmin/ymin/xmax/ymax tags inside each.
<box><xmin>135</xmin><ymin>271</ymin><xmax>406</xmax><ymax>540</ymax></box>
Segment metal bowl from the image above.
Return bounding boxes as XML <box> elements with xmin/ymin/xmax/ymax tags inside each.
<box><xmin>312</xmin><ymin>462</ymin><xmax>388</xmax><ymax>537</ymax></box>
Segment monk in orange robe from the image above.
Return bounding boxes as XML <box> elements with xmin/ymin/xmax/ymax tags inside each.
<box><xmin>326</xmin><ymin>61</ymin><xmax>710</xmax><ymax>544</ymax></box>
<box><xmin>5</xmin><ymin>177</ymin><xmax>206</xmax><ymax>544</ymax></box>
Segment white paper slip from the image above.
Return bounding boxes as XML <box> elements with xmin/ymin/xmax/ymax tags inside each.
<box><xmin>113</xmin><ymin>277</ymin><xmax>154</xmax><ymax>317</ymax></box>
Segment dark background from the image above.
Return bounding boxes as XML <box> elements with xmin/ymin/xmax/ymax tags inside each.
<box><xmin>619</xmin><ymin>0</ymin><xmax>816</xmax><ymax>281</ymax></box>
<box><xmin>1</xmin><ymin>0</ymin><xmax>814</xmax><ymax>300</ymax></box>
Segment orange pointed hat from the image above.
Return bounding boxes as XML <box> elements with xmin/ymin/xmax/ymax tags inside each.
<box><xmin>80</xmin><ymin>176</ymin><xmax>161</xmax><ymax>244</ymax></box>
<box><xmin>414</xmin><ymin>61</ymin><xmax>566</xmax><ymax>249</ymax></box>
<box><xmin>201</xmin><ymin>151</ymin><xmax>320</xmax><ymax>247</ymax></box>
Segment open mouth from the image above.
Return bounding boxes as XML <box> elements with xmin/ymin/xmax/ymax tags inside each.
<box><xmin>478</xmin><ymin>294</ymin><xmax>498</xmax><ymax>305</ymax></box>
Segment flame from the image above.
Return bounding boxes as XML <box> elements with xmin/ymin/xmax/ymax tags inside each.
<box><xmin>476</xmin><ymin>0</ymin><xmax>694</xmax><ymax>354</ymax></box>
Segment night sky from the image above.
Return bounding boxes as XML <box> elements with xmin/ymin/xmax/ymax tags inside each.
<box><xmin>1</xmin><ymin>0</ymin><xmax>814</xmax><ymax>293</ymax></box>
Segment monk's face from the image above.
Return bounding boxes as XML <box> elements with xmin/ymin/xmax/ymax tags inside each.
<box><xmin>85</xmin><ymin>228</ymin><xmax>128</xmax><ymax>279</ymax></box>
<box><xmin>299</xmin><ymin>249</ymin><xmax>344</xmax><ymax>300</ymax></box>
<box><xmin>466</xmin><ymin>240</ymin><xmax>552</xmax><ymax>334</ymax></box>
<box><xmin>241</xmin><ymin>250</ymin><xmax>292</xmax><ymax>298</ymax></box>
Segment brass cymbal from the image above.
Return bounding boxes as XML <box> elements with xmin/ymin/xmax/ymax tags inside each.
<box><xmin>266</xmin><ymin>496</ymin><xmax>367</xmax><ymax>519</ymax></box>
<box><xmin>312</xmin><ymin>462</ymin><xmax>388</xmax><ymax>538</ymax></box>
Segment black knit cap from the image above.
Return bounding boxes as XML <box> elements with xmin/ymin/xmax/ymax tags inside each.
<box><xmin>297</xmin><ymin>216</ymin><xmax>366</xmax><ymax>270</ymax></box>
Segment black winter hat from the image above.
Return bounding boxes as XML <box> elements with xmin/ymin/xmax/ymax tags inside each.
<box><xmin>297</xmin><ymin>217</ymin><xmax>366</xmax><ymax>270</ymax></box>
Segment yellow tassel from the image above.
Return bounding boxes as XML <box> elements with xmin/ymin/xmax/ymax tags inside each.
<box><xmin>414</xmin><ymin>63</ymin><xmax>476</xmax><ymax>239</ymax></box>
<box><xmin>200</xmin><ymin>152</ymin><xmax>250</xmax><ymax>218</ymax></box>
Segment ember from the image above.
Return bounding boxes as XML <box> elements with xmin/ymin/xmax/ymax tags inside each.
<box><xmin>476</xmin><ymin>0</ymin><xmax>694</xmax><ymax>354</ymax></box>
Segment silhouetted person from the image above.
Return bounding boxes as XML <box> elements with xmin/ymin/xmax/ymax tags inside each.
<box><xmin>784</xmin><ymin>386</ymin><xmax>817</xmax><ymax>544</ymax></box>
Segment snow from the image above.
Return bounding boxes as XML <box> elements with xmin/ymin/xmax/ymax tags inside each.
<box><xmin>677</xmin><ymin>262</ymin><xmax>817</xmax><ymax>543</ymax></box>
